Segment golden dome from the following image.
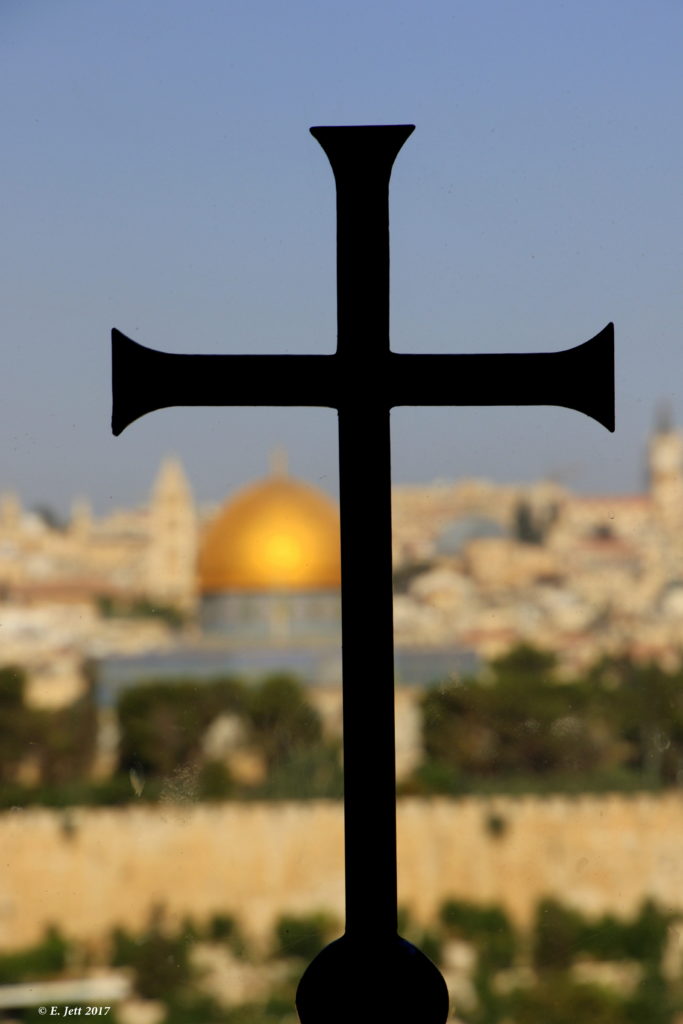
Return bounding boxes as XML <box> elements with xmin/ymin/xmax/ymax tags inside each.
<box><xmin>198</xmin><ymin>469</ymin><xmax>341</xmax><ymax>593</ymax></box>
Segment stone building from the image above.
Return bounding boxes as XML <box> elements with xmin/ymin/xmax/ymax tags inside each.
<box><xmin>391</xmin><ymin>417</ymin><xmax>683</xmax><ymax>669</ymax></box>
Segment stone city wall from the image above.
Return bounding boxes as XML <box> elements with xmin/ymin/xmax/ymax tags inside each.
<box><xmin>2</xmin><ymin>794</ymin><xmax>683</xmax><ymax>950</ymax></box>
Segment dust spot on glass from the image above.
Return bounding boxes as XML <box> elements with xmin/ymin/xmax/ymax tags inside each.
<box><xmin>551</xmin><ymin>716</ymin><xmax>582</xmax><ymax>738</ymax></box>
<box><xmin>655</xmin><ymin>732</ymin><xmax>671</xmax><ymax>752</ymax></box>
<box><xmin>160</xmin><ymin>763</ymin><xmax>201</xmax><ymax>817</ymax></box>
<box><xmin>129</xmin><ymin>767</ymin><xmax>145</xmax><ymax>797</ymax></box>
<box><xmin>576</xmin><ymin>856</ymin><xmax>589</xmax><ymax>874</ymax></box>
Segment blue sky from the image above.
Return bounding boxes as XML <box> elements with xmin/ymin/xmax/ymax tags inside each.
<box><xmin>1</xmin><ymin>1</ymin><xmax>682</xmax><ymax>514</ymax></box>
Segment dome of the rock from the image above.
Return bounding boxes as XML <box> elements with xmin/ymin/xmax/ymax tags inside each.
<box><xmin>198</xmin><ymin>473</ymin><xmax>341</xmax><ymax>593</ymax></box>
<box><xmin>198</xmin><ymin>464</ymin><xmax>341</xmax><ymax>644</ymax></box>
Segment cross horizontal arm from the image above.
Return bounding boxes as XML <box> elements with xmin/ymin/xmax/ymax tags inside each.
<box><xmin>113</xmin><ymin>322</ymin><xmax>614</xmax><ymax>435</ymax></box>
<box><xmin>387</xmin><ymin>324</ymin><xmax>615</xmax><ymax>431</ymax></box>
<box><xmin>111</xmin><ymin>331</ymin><xmax>338</xmax><ymax>435</ymax></box>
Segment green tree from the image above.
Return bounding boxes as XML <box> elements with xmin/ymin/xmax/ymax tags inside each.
<box><xmin>397</xmin><ymin>905</ymin><xmax>443</xmax><ymax>967</ymax></box>
<box><xmin>510</xmin><ymin>977</ymin><xmax>625</xmax><ymax>1024</ymax></box>
<box><xmin>619</xmin><ymin>663</ymin><xmax>683</xmax><ymax>785</ymax></box>
<box><xmin>489</xmin><ymin>643</ymin><xmax>557</xmax><ymax>683</ymax></box>
<box><xmin>626</xmin><ymin>968</ymin><xmax>672</xmax><ymax>1024</ymax></box>
<box><xmin>533</xmin><ymin>898</ymin><xmax>583</xmax><ymax>971</ymax></box>
<box><xmin>0</xmin><ymin>666</ymin><xmax>35</xmax><ymax>784</ymax></box>
<box><xmin>273</xmin><ymin>911</ymin><xmax>338</xmax><ymax>961</ymax></box>
<box><xmin>35</xmin><ymin>699</ymin><xmax>97</xmax><ymax>785</ymax></box>
<box><xmin>199</xmin><ymin>759</ymin><xmax>235</xmax><ymax>800</ymax></box>
<box><xmin>0</xmin><ymin>926</ymin><xmax>70</xmax><ymax>983</ymax></box>
<box><xmin>111</xmin><ymin>919</ymin><xmax>193</xmax><ymax>999</ymax></box>
<box><xmin>255</xmin><ymin>740</ymin><xmax>343</xmax><ymax>800</ymax></box>
<box><xmin>117</xmin><ymin>676</ymin><xmax>247</xmax><ymax>777</ymax></box>
<box><xmin>439</xmin><ymin>899</ymin><xmax>516</xmax><ymax>971</ymax></box>
<box><xmin>422</xmin><ymin>648</ymin><xmax>605</xmax><ymax>784</ymax></box>
<box><xmin>587</xmin><ymin>656</ymin><xmax>683</xmax><ymax>786</ymax></box>
<box><xmin>245</xmin><ymin>674</ymin><xmax>323</xmax><ymax>772</ymax></box>
<box><xmin>207</xmin><ymin>913</ymin><xmax>248</xmax><ymax>958</ymax></box>
<box><xmin>624</xmin><ymin>899</ymin><xmax>674</xmax><ymax>966</ymax></box>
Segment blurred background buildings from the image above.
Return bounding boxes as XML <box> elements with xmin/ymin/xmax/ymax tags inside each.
<box><xmin>3</xmin><ymin>416</ymin><xmax>683</xmax><ymax>717</ymax></box>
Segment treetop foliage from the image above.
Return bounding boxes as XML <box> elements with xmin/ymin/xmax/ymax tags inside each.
<box><xmin>415</xmin><ymin>645</ymin><xmax>683</xmax><ymax>794</ymax></box>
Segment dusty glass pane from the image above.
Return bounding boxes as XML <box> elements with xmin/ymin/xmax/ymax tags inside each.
<box><xmin>2</xmin><ymin>4</ymin><xmax>682</xmax><ymax>1023</ymax></box>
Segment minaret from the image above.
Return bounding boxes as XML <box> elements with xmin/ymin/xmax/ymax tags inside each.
<box><xmin>648</xmin><ymin>405</ymin><xmax>683</xmax><ymax>528</ymax></box>
<box><xmin>145</xmin><ymin>457</ymin><xmax>197</xmax><ymax>611</ymax></box>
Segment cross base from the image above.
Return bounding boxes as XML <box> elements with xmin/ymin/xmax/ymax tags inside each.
<box><xmin>296</xmin><ymin>932</ymin><xmax>450</xmax><ymax>1023</ymax></box>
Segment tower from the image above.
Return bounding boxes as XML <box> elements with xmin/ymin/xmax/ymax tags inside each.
<box><xmin>648</xmin><ymin>408</ymin><xmax>683</xmax><ymax>527</ymax></box>
<box><xmin>145</xmin><ymin>457</ymin><xmax>197</xmax><ymax>610</ymax></box>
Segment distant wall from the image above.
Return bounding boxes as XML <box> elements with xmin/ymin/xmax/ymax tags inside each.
<box><xmin>2</xmin><ymin>794</ymin><xmax>683</xmax><ymax>951</ymax></box>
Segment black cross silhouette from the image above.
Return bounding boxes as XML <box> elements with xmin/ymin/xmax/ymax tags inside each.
<box><xmin>111</xmin><ymin>125</ymin><xmax>614</xmax><ymax>1023</ymax></box>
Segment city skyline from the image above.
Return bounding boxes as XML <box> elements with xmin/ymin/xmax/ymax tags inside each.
<box><xmin>0</xmin><ymin>413</ymin><xmax>669</xmax><ymax>524</ymax></box>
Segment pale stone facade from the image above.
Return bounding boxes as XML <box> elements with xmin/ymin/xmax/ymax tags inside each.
<box><xmin>2</xmin><ymin>795</ymin><xmax>683</xmax><ymax>951</ymax></box>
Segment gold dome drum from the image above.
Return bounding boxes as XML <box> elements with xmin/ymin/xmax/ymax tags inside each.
<box><xmin>198</xmin><ymin>470</ymin><xmax>341</xmax><ymax>644</ymax></box>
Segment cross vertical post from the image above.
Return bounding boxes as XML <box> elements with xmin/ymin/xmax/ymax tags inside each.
<box><xmin>312</xmin><ymin>126</ymin><xmax>414</xmax><ymax>945</ymax></box>
<box><xmin>111</xmin><ymin>124</ymin><xmax>614</xmax><ymax>1024</ymax></box>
